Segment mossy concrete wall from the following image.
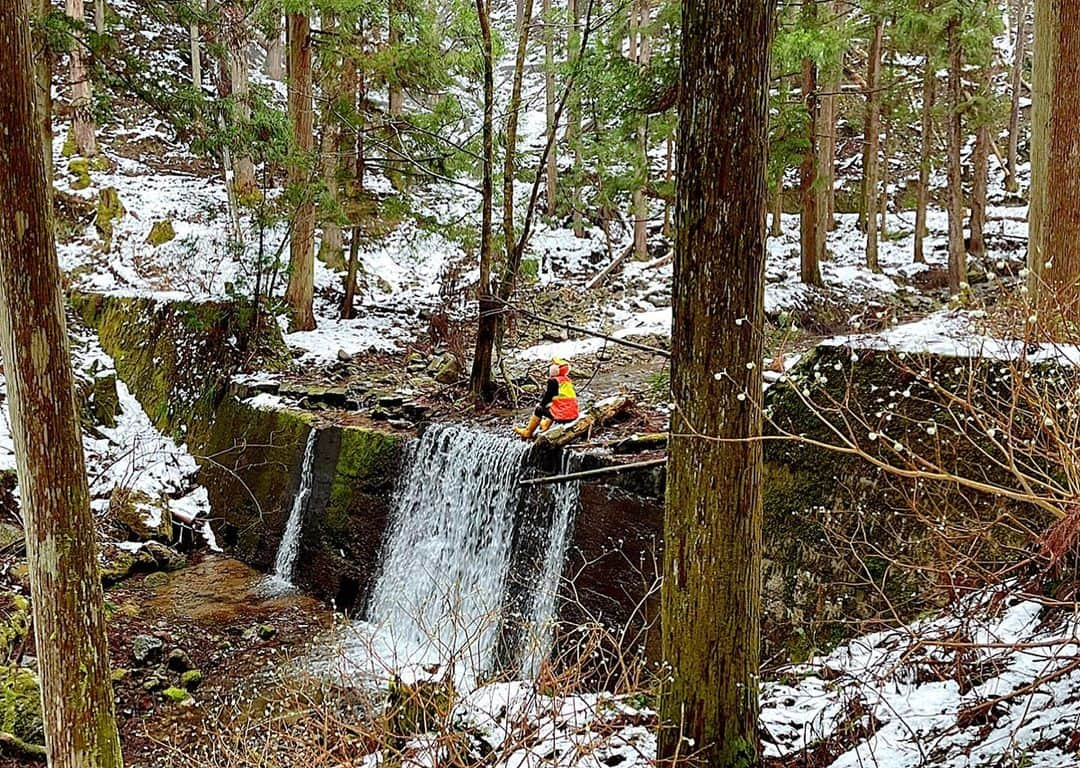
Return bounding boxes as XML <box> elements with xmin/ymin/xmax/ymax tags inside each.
<box><xmin>569</xmin><ymin>343</ymin><xmax>1051</xmax><ymax>662</ymax></box>
<box><xmin>75</xmin><ymin>293</ymin><xmax>404</xmax><ymax>609</ymax></box>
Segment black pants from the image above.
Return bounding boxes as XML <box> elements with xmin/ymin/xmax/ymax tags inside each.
<box><xmin>533</xmin><ymin>404</ymin><xmax>553</xmax><ymax>419</ymax></box>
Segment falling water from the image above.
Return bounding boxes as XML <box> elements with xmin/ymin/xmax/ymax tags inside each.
<box><xmin>345</xmin><ymin>424</ymin><xmax>579</xmax><ymax>686</ymax></box>
<box><xmin>265</xmin><ymin>427</ymin><xmax>318</xmax><ymax>593</ymax></box>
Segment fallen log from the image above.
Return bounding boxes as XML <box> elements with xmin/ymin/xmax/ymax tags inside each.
<box><xmin>586</xmin><ymin>243</ymin><xmax>634</xmax><ymax>291</ymax></box>
<box><xmin>612</xmin><ymin>432</ymin><xmax>668</xmax><ymax>454</ymax></box>
<box><xmin>535</xmin><ymin>395</ymin><xmax>635</xmax><ymax>448</ymax></box>
<box><xmin>519</xmin><ymin>457</ymin><xmax>667</xmax><ymax>487</ymax></box>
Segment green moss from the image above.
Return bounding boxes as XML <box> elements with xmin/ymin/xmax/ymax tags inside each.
<box><xmin>325</xmin><ymin>427</ymin><xmax>401</xmax><ymax>535</ymax></box>
<box><xmin>162</xmin><ymin>686</ymin><xmax>191</xmax><ymax>702</ymax></box>
<box><xmin>519</xmin><ymin>257</ymin><xmax>539</xmax><ymax>281</ymax></box>
<box><xmin>146</xmin><ymin>219</ymin><xmax>176</xmax><ymax>247</ymax></box>
<box><xmin>0</xmin><ymin>594</ymin><xmax>29</xmax><ymax>660</ymax></box>
<box><xmin>0</xmin><ymin>666</ymin><xmax>43</xmax><ymax>746</ymax></box>
<box><xmin>68</xmin><ymin>157</ymin><xmax>91</xmax><ymax>190</ymax></box>
<box><xmin>95</xmin><ymin>187</ymin><xmax>125</xmax><ymax>252</ymax></box>
<box><xmin>180</xmin><ymin>669</ymin><xmax>203</xmax><ymax>690</ymax></box>
<box><xmin>61</xmin><ymin>130</ymin><xmax>78</xmax><ymax>158</ymax></box>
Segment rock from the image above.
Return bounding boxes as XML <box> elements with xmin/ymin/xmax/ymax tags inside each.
<box><xmin>144</xmin><ymin>541</ymin><xmax>187</xmax><ymax>571</ymax></box>
<box><xmin>0</xmin><ymin>522</ymin><xmax>23</xmax><ymax>552</ymax></box>
<box><xmin>110</xmin><ymin>669</ymin><xmax>129</xmax><ymax>684</ymax></box>
<box><xmin>256</xmin><ymin>624</ymin><xmax>277</xmax><ymax>640</ymax></box>
<box><xmin>0</xmin><ymin>666</ymin><xmax>43</xmax><ymax>747</ymax></box>
<box><xmin>376</xmin><ymin>394</ymin><xmax>405</xmax><ymax>410</ymax></box>
<box><xmin>99</xmin><ymin>543</ymin><xmax>157</xmax><ymax>586</ymax></box>
<box><xmin>166</xmin><ymin>648</ymin><xmax>192</xmax><ymax>673</ymax></box>
<box><xmin>162</xmin><ymin>686</ymin><xmax>191</xmax><ymax>703</ymax></box>
<box><xmin>109</xmin><ymin>487</ymin><xmax>173</xmax><ymax>543</ymax></box>
<box><xmin>337</xmin><ymin>349</ymin><xmax>354</xmax><ymax>362</ymax></box>
<box><xmin>95</xmin><ymin>186</ymin><xmax>125</xmax><ymax>253</ymax></box>
<box><xmin>142</xmin><ymin>669</ymin><xmax>167</xmax><ymax>691</ymax></box>
<box><xmin>431</xmin><ymin>353</ymin><xmax>462</xmax><ymax>385</ymax></box>
<box><xmin>376</xmin><ymin>277</ymin><xmax>393</xmax><ymax>294</ymax></box>
<box><xmin>67</xmin><ymin>157</ymin><xmax>91</xmax><ymax>190</ymax></box>
<box><xmin>146</xmin><ymin>219</ymin><xmax>176</xmax><ymax>247</ymax></box>
<box><xmin>406</xmin><ymin>351</ymin><xmax>427</xmax><ymax>373</ymax></box>
<box><xmin>540</xmin><ymin>327</ymin><xmax>569</xmax><ymax>342</ymax></box>
<box><xmin>0</xmin><ymin>593</ymin><xmax>30</xmax><ymax>660</ymax></box>
<box><xmin>88</xmin><ymin>373</ymin><xmax>120</xmax><ymax>428</ymax></box>
<box><xmin>132</xmin><ymin>634</ymin><xmax>164</xmax><ymax>665</ymax></box>
<box><xmin>388</xmin><ymin>419</ymin><xmax>414</xmax><ymax>430</ymax></box>
<box><xmin>143</xmin><ymin>571</ymin><xmax>170</xmax><ymax>589</ymax></box>
<box><xmin>180</xmin><ymin>669</ymin><xmax>203</xmax><ymax>691</ymax></box>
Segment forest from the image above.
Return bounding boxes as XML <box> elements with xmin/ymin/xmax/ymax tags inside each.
<box><xmin>0</xmin><ymin>0</ymin><xmax>1077</xmax><ymax>765</ymax></box>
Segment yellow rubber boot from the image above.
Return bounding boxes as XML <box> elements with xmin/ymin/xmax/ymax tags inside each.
<box><xmin>539</xmin><ymin>418</ymin><xmax>554</xmax><ymax>433</ymax></box>
<box><xmin>514</xmin><ymin>415</ymin><xmax>542</xmax><ymax>439</ymax></box>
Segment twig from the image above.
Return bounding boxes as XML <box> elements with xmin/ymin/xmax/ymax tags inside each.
<box><xmin>519</xmin><ymin>457</ymin><xmax>666</xmax><ymax>486</ymax></box>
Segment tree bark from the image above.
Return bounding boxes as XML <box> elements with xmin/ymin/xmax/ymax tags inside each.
<box><xmin>543</xmin><ymin>0</ymin><xmax>557</xmax><ymax>214</ymax></box>
<box><xmin>502</xmin><ymin>0</ymin><xmax>536</xmax><ymax>273</ymax></box>
<box><xmin>284</xmin><ymin>12</ymin><xmax>316</xmax><ymax>331</ymax></box>
<box><xmin>222</xmin><ymin>2</ymin><xmax>256</xmax><ymax>195</ymax></box>
<box><xmin>66</xmin><ymin>0</ymin><xmax>98</xmax><ymax>157</ymax></box>
<box><xmin>658</xmin><ymin>0</ymin><xmax>770</xmax><ymax>764</ymax></box>
<box><xmin>341</xmin><ymin>51</ymin><xmax>365</xmax><ymax>321</ymax></box>
<box><xmin>631</xmin><ymin>0</ymin><xmax>651</xmax><ymax>260</ymax></box>
<box><xmin>318</xmin><ymin>11</ymin><xmax>345</xmax><ymax>270</ymax></box>
<box><xmin>863</xmin><ymin>16</ymin><xmax>884</xmax><ymax>271</ymax></box>
<box><xmin>914</xmin><ymin>55</ymin><xmax>934</xmax><ymax>264</ymax></box>
<box><xmin>568</xmin><ymin>0</ymin><xmax>585</xmax><ymax>237</ymax></box>
<box><xmin>799</xmin><ymin>54</ymin><xmax>823</xmax><ymax>286</ymax></box>
<box><xmin>264</xmin><ymin>17</ymin><xmax>284</xmax><ymax>80</ymax></box>
<box><xmin>770</xmin><ymin>179</ymin><xmax>783</xmax><ymax>237</ymax></box>
<box><xmin>1027</xmin><ymin>0</ymin><xmax>1080</xmax><ymax>318</ymax></box>
<box><xmin>386</xmin><ymin>0</ymin><xmax>405</xmax><ymax>190</ymax></box>
<box><xmin>0</xmin><ymin>5</ymin><xmax>123</xmax><ymax>766</ymax></box>
<box><xmin>189</xmin><ymin>10</ymin><xmax>202</xmax><ymax>87</ymax></box>
<box><xmin>32</xmin><ymin>0</ymin><xmax>53</xmax><ymax>184</ymax></box>
<box><xmin>1006</xmin><ymin>0</ymin><xmax>1027</xmax><ymax>193</ymax></box>
<box><xmin>469</xmin><ymin>0</ymin><xmax>496</xmax><ymax>397</ymax></box>
<box><xmin>946</xmin><ymin>17</ymin><xmax>965</xmax><ymax>295</ymax></box>
<box><xmin>94</xmin><ymin>0</ymin><xmax>104</xmax><ymax>32</ymax></box>
<box><xmin>969</xmin><ymin>122</ymin><xmax>989</xmax><ymax>260</ymax></box>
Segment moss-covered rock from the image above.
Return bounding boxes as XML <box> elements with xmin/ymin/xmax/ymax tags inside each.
<box><xmin>146</xmin><ymin>219</ymin><xmax>176</xmax><ymax>247</ymax></box>
<box><xmin>0</xmin><ymin>594</ymin><xmax>29</xmax><ymax>661</ymax></box>
<box><xmin>180</xmin><ymin>669</ymin><xmax>203</xmax><ymax>690</ymax></box>
<box><xmin>0</xmin><ymin>666</ymin><xmax>43</xmax><ymax>746</ymax></box>
<box><xmin>95</xmin><ymin>186</ymin><xmax>125</xmax><ymax>252</ymax></box>
<box><xmin>110</xmin><ymin>487</ymin><xmax>173</xmax><ymax>543</ymax></box>
<box><xmin>67</xmin><ymin>157</ymin><xmax>91</xmax><ymax>190</ymax></box>
<box><xmin>162</xmin><ymin>686</ymin><xmax>191</xmax><ymax>703</ymax></box>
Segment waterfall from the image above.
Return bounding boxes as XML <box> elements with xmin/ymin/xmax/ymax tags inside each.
<box><xmin>345</xmin><ymin>424</ymin><xmax>579</xmax><ymax>687</ymax></box>
<box><xmin>265</xmin><ymin>427</ymin><xmax>318</xmax><ymax>593</ymax></box>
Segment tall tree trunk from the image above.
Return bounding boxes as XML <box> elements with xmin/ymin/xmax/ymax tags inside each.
<box><xmin>658</xmin><ymin>0</ymin><xmax>770</xmax><ymax>762</ymax></box>
<box><xmin>469</xmin><ymin>0</ymin><xmax>496</xmax><ymax>397</ymax></box>
<box><xmin>265</xmin><ymin>18</ymin><xmax>284</xmax><ymax>80</ymax></box>
<box><xmin>319</xmin><ymin>12</ymin><xmax>345</xmax><ymax>270</ymax></box>
<box><xmin>0</xmin><ymin>6</ymin><xmax>123</xmax><ymax>766</ymax></box>
<box><xmin>543</xmin><ymin>0</ymin><xmax>557</xmax><ymax>214</ymax></box>
<box><xmin>946</xmin><ymin>17</ymin><xmax>965</xmax><ymax>295</ymax></box>
<box><xmin>863</xmin><ymin>16</ymin><xmax>884</xmax><ymax>271</ymax></box>
<box><xmin>771</xmin><ymin>179</ymin><xmax>783</xmax><ymax>237</ymax></box>
<box><xmin>341</xmin><ymin>51</ymin><xmax>365</xmax><ymax>320</ymax></box>
<box><xmin>969</xmin><ymin>122</ymin><xmax>989</xmax><ymax>260</ymax></box>
<box><xmin>189</xmin><ymin>10</ymin><xmax>202</xmax><ymax>87</ymax></box>
<box><xmin>66</xmin><ymin>0</ymin><xmax>98</xmax><ymax>156</ymax></box>
<box><xmin>567</xmin><ymin>0</ymin><xmax>585</xmax><ymax>237</ymax></box>
<box><xmin>1006</xmin><ymin>0</ymin><xmax>1027</xmax><ymax>193</ymax></box>
<box><xmin>386</xmin><ymin>0</ymin><xmax>405</xmax><ymax>189</ymax></box>
<box><xmin>820</xmin><ymin>78</ymin><xmax>838</xmax><ymax>232</ymax></box>
<box><xmin>502</xmin><ymin>0</ymin><xmax>536</xmax><ymax>270</ymax></box>
<box><xmin>94</xmin><ymin>0</ymin><xmax>104</xmax><ymax>32</ymax></box>
<box><xmin>799</xmin><ymin>54</ymin><xmax>823</xmax><ymax>286</ymax></box>
<box><xmin>631</xmin><ymin>0</ymin><xmax>651</xmax><ymax>259</ymax></box>
<box><xmin>663</xmin><ymin>134</ymin><xmax>673</xmax><ymax>237</ymax></box>
<box><xmin>32</xmin><ymin>0</ymin><xmax>53</xmax><ymax>183</ymax></box>
<box><xmin>284</xmin><ymin>12</ymin><xmax>316</xmax><ymax>331</ymax></box>
<box><xmin>222</xmin><ymin>2</ymin><xmax>256</xmax><ymax>195</ymax></box>
<box><xmin>914</xmin><ymin>55</ymin><xmax>934</xmax><ymax>263</ymax></box>
<box><xmin>1027</xmin><ymin>0</ymin><xmax>1080</xmax><ymax>317</ymax></box>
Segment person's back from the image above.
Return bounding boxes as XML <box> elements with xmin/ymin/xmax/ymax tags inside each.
<box><xmin>514</xmin><ymin>357</ymin><xmax>579</xmax><ymax>439</ymax></box>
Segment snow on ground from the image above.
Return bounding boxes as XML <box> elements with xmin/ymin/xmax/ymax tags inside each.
<box><xmin>0</xmin><ymin>323</ymin><xmax>213</xmax><ymax>544</ymax></box>
<box><xmin>761</xmin><ymin>591</ymin><xmax>1080</xmax><ymax>767</ymax></box>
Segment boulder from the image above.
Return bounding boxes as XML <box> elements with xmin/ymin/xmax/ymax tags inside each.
<box><xmin>95</xmin><ymin>187</ymin><xmax>125</xmax><ymax>253</ymax></box>
<box><xmin>99</xmin><ymin>543</ymin><xmax>158</xmax><ymax>586</ymax></box>
<box><xmin>143</xmin><ymin>571</ymin><xmax>170</xmax><ymax>589</ymax></box>
<box><xmin>132</xmin><ymin>634</ymin><xmax>164</xmax><ymax>665</ymax></box>
<box><xmin>144</xmin><ymin>541</ymin><xmax>187</xmax><ymax>571</ymax></box>
<box><xmin>0</xmin><ymin>593</ymin><xmax>30</xmax><ymax>660</ymax></box>
<box><xmin>109</xmin><ymin>488</ymin><xmax>172</xmax><ymax>543</ymax></box>
<box><xmin>430</xmin><ymin>353</ymin><xmax>462</xmax><ymax>385</ymax></box>
<box><xmin>166</xmin><ymin>648</ymin><xmax>192</xmax><ymax>673</ymax></box>
<box><xmin>146</xmin><ymin>219</ymin><xmax>176</xmax><ymax>247</ymax></box>
<box><xmin>180</xmin><ymin>669</ymin><xmax>203</xmax><ymax>691</ymax></box>
<box><xmin>0</xmin><ymin>666</ymin><xmax>43</xmax><ymax>747</ymax></box>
